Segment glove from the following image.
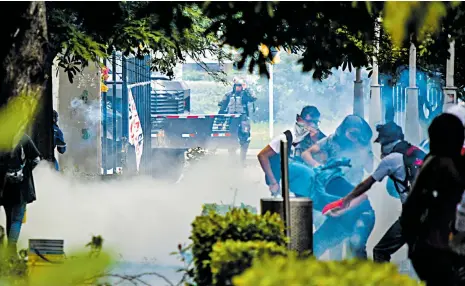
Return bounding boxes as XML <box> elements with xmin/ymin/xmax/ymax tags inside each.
<box><xmin>322</xmin><ymin>199</ymin><xmax>344</xmax><ymax>215</ymax></box>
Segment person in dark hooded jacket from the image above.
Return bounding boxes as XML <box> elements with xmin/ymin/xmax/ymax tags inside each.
<box><xmin>401</xmin><ymin>113</ymin><xmax>465</xmax><ymax>285</ymax></box>
<box><xmin>301</xmin><ymin>115</ymin><xmax>376</xmax><ymax>259</ymax></box>
<box><xmin>0</xmin><ymin>134</ymin><xmax>41</xmax><ymax>256</ymax></box>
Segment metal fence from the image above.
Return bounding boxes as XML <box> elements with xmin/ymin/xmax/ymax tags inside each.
<box><xmin>380</xmin><ymin>67</ymin><xmax>444</xmax><ymax>136</ymax></box>
<box><xmin>101</xmin><ymin>52</ymin><xmax>152</xmax><ymax>175</ymax></box>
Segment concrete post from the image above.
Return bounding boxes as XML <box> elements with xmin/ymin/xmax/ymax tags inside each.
<box><xmin>353</xmin><ymin>67</ymin><xmax>364</xmax><ymax>118</ymax></box>
<box><xmin>269</xmin><ymin>63</ymin><xmax>274</xmax><ymax>139</ymax></box>
<box><xmin>369</xmin><ymin>19</ymin><xmax>382</xmax><ymax>158</ymax></box>
<box><xmin>443</xmin><ymin>39</ymin><xmax>457</xmax><ymax>111</ymax></box>
<box><xmin>405</xmin><ymin>43</ymin><xmax>421</xmax><ymax>145</ymax></box>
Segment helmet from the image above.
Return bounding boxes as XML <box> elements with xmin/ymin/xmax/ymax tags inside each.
<box><xmin>235</xmin><ymin>78</ymin><xmax>245</xmax><ymax>86</ymax></box>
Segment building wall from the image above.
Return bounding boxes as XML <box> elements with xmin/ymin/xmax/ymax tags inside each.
<box><xmin>55</xmin><ymin>64</ymin><xmax>101</xmax><ymax>174</ymax></box>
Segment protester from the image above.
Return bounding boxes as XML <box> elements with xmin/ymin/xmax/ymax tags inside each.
<box><xmin>324</xmin><ymin>121</ymin><xmax>426</xmax><ymax>263</ymax></box>
<box><xmin>301</xmin><ymin>115</ymin><xmax>375</xmax><ymax>259</ymax></box>
<box><xmin>400</xmin><ymin>113</ymin><xmax>465</xmax><ymax>285</ymax></box>
<box><xmin>257</xmin><ymin>106</ymin><xmax>320</xmax><ymax>197</ymax></box>
<box><xmin>0</xmin><ymin>134</ymin><xmax>41</xmax><ymax>256</ymax></box>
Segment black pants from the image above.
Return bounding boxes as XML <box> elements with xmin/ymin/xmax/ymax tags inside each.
<box><xmin>373</xmin><ymin>218</ymin><xmax>406</xmax><ymax>262</ymax></box>
<box><xmin>410</xmin><ymin>245</ymin><xmax>465</xmax><ymax>286</ymax></box>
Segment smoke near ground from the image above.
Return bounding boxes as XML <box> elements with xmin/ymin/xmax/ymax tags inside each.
<box><xmin>2</xmin><ymin>155</ymin><xmax>267</xmax><ymax>265</ymax></box>
<box><xmin>0</xmin><ymin>151</ymin><xmax>406</xmax><ymax>266</ymax></box>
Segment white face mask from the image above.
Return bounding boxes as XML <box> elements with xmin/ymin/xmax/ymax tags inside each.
<box><xmin>381</xmin><ymin>140</ymin><xmax>401</xmax><ymax>156</ymax></box>
<box><xmin>294</xmin><ymin>121</ymin><xmax>310</xmax><ymax>143</ymax></box>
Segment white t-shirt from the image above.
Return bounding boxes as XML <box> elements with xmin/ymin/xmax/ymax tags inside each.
<box><xmin>269</xmin><ymin>129</ymin><xmax>303</xmax><ymax>157</ymax></box>
<box><xmin>371</xmin><ymin>152</ymin><xmax>408</xmax><ymax>203</ymax></box>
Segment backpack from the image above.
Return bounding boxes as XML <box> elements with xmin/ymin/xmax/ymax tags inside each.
<box><xmin>265</xmin><ymin>130</ymin><xmax>293</xmax><ymax>186</ymax></box>
<box><xmin>388</xmin><ymin>141</ymin><xmax>426</xmax><ymax>197</ymax></box>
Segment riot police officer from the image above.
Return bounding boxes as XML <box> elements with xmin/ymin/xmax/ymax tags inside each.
<box><xmin>218</xmin><ymin>79</ymin><xmax>257</xmax><ymax>165</ymax></box>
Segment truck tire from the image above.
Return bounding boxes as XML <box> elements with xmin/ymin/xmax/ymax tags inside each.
<box><xmin>152</xmin><ymin>149</ymin><xmax>185</xmax><ymax>182</ymax></box>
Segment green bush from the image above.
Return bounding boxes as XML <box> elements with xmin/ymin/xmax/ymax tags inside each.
<box><xmin>210</xmin><ymin>240</ymin><xmax>288</xmax><ymax>286</ymax></box>
<box><xmin>233</xmin><ymin>253</ymin><xmax>423</xmax><ymax>286</ymax></box>
<box><xmin>201</xmin><ymin>203</ymin><xmax>257</xmax><ymax>216</ymax></box>
<box><xmin>190</xmin><ymin>209</ymin><xmax>288</xmax><ymax>286</ymax></box>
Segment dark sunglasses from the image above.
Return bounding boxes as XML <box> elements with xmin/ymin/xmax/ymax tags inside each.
<box><xmin>304</xmin><ymin>119</ymin><xmax>320</xmax><ymax>126</ymax></box>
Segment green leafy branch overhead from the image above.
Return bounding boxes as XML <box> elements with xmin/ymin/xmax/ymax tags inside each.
<box><xmin>46</xmin><ymin>2</ymin><xmax>230</xmax><ymax>83</ymax></box>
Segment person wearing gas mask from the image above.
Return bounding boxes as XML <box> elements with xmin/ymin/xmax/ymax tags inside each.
<box><xmin>301</xmin><ymin>115</ymin><xmax>375</xmax><ymax>259</ymax></box>
<box><xmin>53</xmin><ymin>110</ymin><xmax>67</xmax><ymax>171</ymax></box>
<box><xmin>324</xmin><ymin>121</ymin><xmax>426</xmax><ymax>263</ymax></box>
<box><xmin>218</xmin><ymin>79</ymin><xmax>257</xmax><ymax>165</ymax></box>
<box><xmin>0</xmin><ymin>134</ymin><xmax>41</xmax><ymax>256</ymax></box>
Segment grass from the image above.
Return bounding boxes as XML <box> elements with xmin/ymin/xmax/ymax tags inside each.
<box><xmin>249</xmin><ymin>122</ymin><xmax>288</xmax><ymax>149</ymax></box>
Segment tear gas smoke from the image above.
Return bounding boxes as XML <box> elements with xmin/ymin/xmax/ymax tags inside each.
<box><xmin>0</xmin><ymin>155</ymin><xmax>268</xmax><ymax>266</ymax></box>
<box><xmin>0</xmin><ymin>153</ymin><xmax>407</xmax><ymax>267</ymax></box>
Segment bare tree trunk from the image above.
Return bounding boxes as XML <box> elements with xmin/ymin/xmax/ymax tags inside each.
<box><xmin>0</xmin><ymin>2</ymin><xmax>49</xmax><ymax>155</ymax></box>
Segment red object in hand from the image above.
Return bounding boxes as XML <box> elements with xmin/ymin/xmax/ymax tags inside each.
<box><xmin>322</xmin><ymin>199</ymin><xmax>344</xmax><ymax>215</ymax></box>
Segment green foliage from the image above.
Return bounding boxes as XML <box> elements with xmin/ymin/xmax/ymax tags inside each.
<box><xmin>0</xmin><ymin>87</ymin><xmax>40</xmax><ymax>151</ymax></box>
<box><xmin>210</xmin><ymin>240</ymin><xmax>287</xmax><ymax>286</ymax></box>
<box><xmin>190</xmin><ymin>209</ymin><xmax>288</xmax><ymax>286</ymax></box>
<box><xmin>47</xmin><ymin>2</ymin><xmax>230</xmax><ymax>83</ymax></box>
<box><xmin>233</xmin><ymin>253</ymin><xmax>423</xmax><ymax>286</ymax></box>
<box><xmin>201</xmin><ymin>203</ymin><xmax>257</xmax><ymax>216</ymax></box>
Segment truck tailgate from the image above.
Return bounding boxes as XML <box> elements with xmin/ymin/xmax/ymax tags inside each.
<box><xmin>151</xmin><ymin>114</ymin><xmax>242</xmax><ymax>149</ymax></box>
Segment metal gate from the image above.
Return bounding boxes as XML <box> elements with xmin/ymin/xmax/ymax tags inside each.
<box><xmin>101</xmin><ymin>52</ymin><xmax>151</xmax><ymax>175</ymax></box>
<box><xmin>380</xmin><ymin>66</ymin><xmax>444</xmax><ymax>136</ymax></box>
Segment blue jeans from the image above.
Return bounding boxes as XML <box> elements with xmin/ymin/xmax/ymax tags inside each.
<box><xmin>4</xmin><ymin>203</ymin><xmax>26</xmax><ymax>244</ymax></box>
<box><xmin>288</xmin><ymin>160</ymin><xmax>315</xmax><ymax>198</ymax></box>
<box><xmin>314</xmin><ymin>210</ymin><xmax>375</xmax><ymax>259</ymax></box>
<box><xmin>313</xmin><ymin>177</ymin><xmax>375</xmax><ymax>259</ymax></box>
<box><xmin>313</xmin><ymin>210</ymin><xmax>345</xmax><ymax>260</ymax></box>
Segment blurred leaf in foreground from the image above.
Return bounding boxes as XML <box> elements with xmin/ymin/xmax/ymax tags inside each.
<box><xmin>26</xmin><ymin>251</ymin><xmax>114</xmax><ymax>286</ymax></box>
<box><xmin>0</xmin><ymin>89</ymin><xmax>40</xmax><ymax>151</ymax></box>
<box><xmin>383</xmin><ymin>1</ymin><xmax>447</xmax><ymax>46</ymax></box>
